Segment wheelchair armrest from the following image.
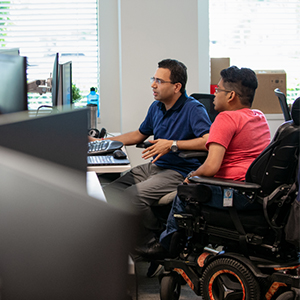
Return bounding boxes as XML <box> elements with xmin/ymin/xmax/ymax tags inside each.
<box><xmin>136</xmin><ymin>141</ymin><xmax>152</xmax><ymax>148</ymax></box>
<box><xmin>178</xmin><ymin>150</ymin><xmax>208</xmax><ymax>159</ymax></box>
<box><xmin>136</xmin><ymin>143</ymin><xmax>208</xmax><ymax>164</ymax></box>
<box><xmin>189</xmin><ymin>176</ymin><xmax>261</xmax><ymax>191</ymax></box>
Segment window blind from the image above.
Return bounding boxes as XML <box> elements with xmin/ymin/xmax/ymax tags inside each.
<box><xmin>0</xmin><ymin>0</ymin><xmax>99</xmax><ymax>107</ymax></box>
<box><xmin>209</xmin><ymin>0</ymin><xmax>300</xmax><ymax>103</ymax></box>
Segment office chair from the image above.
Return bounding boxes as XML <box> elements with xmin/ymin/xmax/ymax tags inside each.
<box><xmin>158</xmin><ymin>97</ymin><xmax>300</xmax><ymax>300</ymax></box>
<box><xmin>274</xmin><ymin>88</ymin><xmax>291</xmax><ymax>121</ymax></box>
<box><xmin>190</xmin><ymin>93</ymin><xmax>218</xmax><ymax>123</ymax></box>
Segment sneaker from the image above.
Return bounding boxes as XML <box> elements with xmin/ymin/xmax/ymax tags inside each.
<box><xmin>146</xmin><ymin>261</ymin><xmax>163</xmax><ymax>278</ymax></box>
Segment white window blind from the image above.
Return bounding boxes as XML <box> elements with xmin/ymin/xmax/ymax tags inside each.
<box><xmin>0</xmin><ymin>0</ymin><xmax>99</xmax><ymax>108</ymax></box>
<box><xmin>209</xmin><ymin>0</ymin><xmax>300</xmax><ymax>104</ymax></box>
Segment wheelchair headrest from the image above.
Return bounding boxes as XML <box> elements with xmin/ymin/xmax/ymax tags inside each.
<box><xmin>291</xmin><ymin>97</ymin><xmax>300</xmax><ymax>126</ymax></box>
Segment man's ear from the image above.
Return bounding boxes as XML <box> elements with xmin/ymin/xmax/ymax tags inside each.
<box><xmin>174</xmin><ymin>82</ymin><xmax>182</xmax><ymax>94</ymax></box>
<box><xmin>227</xmin><ymin>90</ymin><xmax>236</xmax><ymax>103</ymax></box>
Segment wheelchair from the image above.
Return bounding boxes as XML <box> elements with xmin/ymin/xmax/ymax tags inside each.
<box><xmin>158</xmin><ymin>98</ymin><xmax>300</xmax><ymax>300</ymax></box>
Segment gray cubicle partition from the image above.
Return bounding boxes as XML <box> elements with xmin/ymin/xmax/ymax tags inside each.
<box><xmin>0</xmin><ymin>109</ymin><xmax>138</xmax><ymax>299</ymax></box>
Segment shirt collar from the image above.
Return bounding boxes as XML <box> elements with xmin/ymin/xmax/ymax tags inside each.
<box><xmin>158</xmin><ymin>91</ymin><xmax>188</xmax><ymax>112</ymax></box>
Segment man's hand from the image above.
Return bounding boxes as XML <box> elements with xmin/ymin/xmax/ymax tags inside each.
<box><xmin>183</xmin><ymin>177</ymin><xmax>190</xmax><ymax>184</ymax></box>
<box><xmin>88</xmin><ymin>135</ymin><xmax>98</xmax><ymax>142</ymax></box>
<box><xmin>141</xmin><ymin>139</ymin><xmax>173</xmax><ymax>163</ymax></box>
<box><xmin>183</xmin><ymin>171</ymin><xmax>195</xmax><ymax>184</ymax></box>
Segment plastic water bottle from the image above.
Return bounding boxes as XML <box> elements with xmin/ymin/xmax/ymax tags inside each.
<box><xmin>87</xmin><ymin>87</ymin><xmax>100</xmax><ymax>117</ymax></box>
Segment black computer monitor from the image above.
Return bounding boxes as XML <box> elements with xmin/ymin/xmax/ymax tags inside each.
<box><xmin>0</xmin><ymin>54</ymin><xmax>28</xmax><ymax>114</ymax></box>
<box><xmin>0</xmin><ymin>144</ymin><xmax>137</xmax><ymax>300</ymax></box>
<box><xmin>0</xmin><ymin>108</ymin><xmax>88</xmax><ymax>176</ymax></box>
<box><xmin>57</xmin><ymin>61</ymin><xmax>72</xmax><ymax>108</ymax></box>
<box><xmin>51</xmin><ymin>53</ymin><xmax>59</xmax><ymax>107</ymax></box>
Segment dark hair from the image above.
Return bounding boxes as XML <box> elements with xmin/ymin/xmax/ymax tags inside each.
<box><xmin>220</xmin><ymin>66</ymin><xmax>258</xmax><ymax>107</ymax></box>
<box><xmin>158</xmin><ymin>59</ymin><xmax>187</xmax><ymax>94</ymax></box>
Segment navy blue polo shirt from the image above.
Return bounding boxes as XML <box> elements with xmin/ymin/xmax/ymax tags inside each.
<box><xmin>139</xmin><ymin>92</ymin><xmax>211</xmax><ymax>177</ymax></box>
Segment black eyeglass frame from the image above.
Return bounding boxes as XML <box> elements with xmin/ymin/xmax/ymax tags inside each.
<box><xmin>150</xmin><ymin>77</ymin><xmax>174</xmax><ymax>85</ymax></box>
<box><xmin>214</xmin><ymin>87</ymin><xmax>232</xmax><ymax>94</ymax></box>
<box><xmin>215</xmin><ymin>87</ymin><xmax>242</xmax><ymax>97</ymax></box>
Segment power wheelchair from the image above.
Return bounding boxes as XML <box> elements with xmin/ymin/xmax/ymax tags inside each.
<box><xmin>158</xmin><ymin>97</ymin><xmax>300</xmax><ymax>300</ymax></box>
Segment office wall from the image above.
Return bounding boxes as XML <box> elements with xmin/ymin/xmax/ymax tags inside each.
<box><xmin>98</xmin><ymin>0</ymin><xmax>121</xmax><ymax>132</ymax></box>
<box><xmin>99</xmin><ymin>0</ymin><xmax>210</xmax><ymax>167</ymax></box>
<box><xmin>265</xmin><ymin>114</ymin><xmax>285</xmax><ymax>138</ymax></box>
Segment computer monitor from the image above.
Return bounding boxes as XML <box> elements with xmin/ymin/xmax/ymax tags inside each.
<box><xmin>51</xmin><ymin>53</ymin><xmax>59</xmax><ymax>107</ymax></box>
<box><xmin>57</xmin><ymin>61</ymin><xmax>72</xmax><ymax>108</ymax></box>
<box><xmin>0</xmin><ymin>108</ymin><xmax>88</xmax><ymax>177</ymax></box>
<box><xmin>0</xmin><ymin>54</ymin><xmax>28</xmax><ymax>114</ymax></box>
<box><xmin>0</xmin><ymin>144</ymin><xmax>137</xmax><ymax>300</ymax></box>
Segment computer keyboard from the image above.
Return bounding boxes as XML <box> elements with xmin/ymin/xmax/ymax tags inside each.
<box><xmin>87</xmin><ymin>139</ymin><xmax>123</xmax><ymax>155</ymax></box>
<box><xmin>87</xmin><ymin>155</ymin><xmax>130</xmax><ymax>166</ymax></box>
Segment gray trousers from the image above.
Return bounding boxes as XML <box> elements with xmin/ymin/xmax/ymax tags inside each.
<box><xmin>103</xmin><ymin>162</ymin><xmax>184</xmax><ymax>243</ymax></box>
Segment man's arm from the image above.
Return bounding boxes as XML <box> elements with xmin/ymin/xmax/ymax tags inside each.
<box><xmin>177</xmin><ymin>133</ymin><xmax>209</xmax><ymax>151</ymax></box>
<box><xmin>184</xmin><ymin>143</ymin><xmax>226</xmax><ymax>181</ymax></box>
<box><xmin>142</xmin><ymin>133</ymin><xmax>209</xmax><ymax>163</ymax></box>
<box><xmin>89</xmin><ymin>130</ymin><xmax>148</xmax><ymax>146</ymax></box>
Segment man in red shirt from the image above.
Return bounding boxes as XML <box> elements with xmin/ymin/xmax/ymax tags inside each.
<box><xmin>137</xmin><ymin>65</ymin><xmax>271</xmax><ymax>260</ymax></box>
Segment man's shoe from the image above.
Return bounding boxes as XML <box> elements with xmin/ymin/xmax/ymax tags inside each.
<box><xmin>135</xmin><ymin>239</ymin><xmax>169</xmax><ymax>260</ymax></box>
<box><xmin>146</xmin><ymin>261</ymin><xmax>163</xmax><ymax>278</ymax></box>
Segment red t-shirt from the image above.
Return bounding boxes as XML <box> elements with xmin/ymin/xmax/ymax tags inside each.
<box><xmin>206</xmin><ymin>108</ymin><xmax>271</xmax><ymax>181</ymax></box>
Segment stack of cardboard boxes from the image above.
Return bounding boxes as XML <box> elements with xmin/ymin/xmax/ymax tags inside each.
<box><xmin>210</xmin><ymin>58</ymin><xmax>230</xmax><ymax>94</ymax></box>
<box><xmin>252</xmin><ymin>70</ymin><xmax>286</xmax><ymax>114</ymax></box>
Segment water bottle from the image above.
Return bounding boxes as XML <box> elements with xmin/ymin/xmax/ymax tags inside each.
<box><xmin>87</xmin><ymin>103</ymin><xmax>97</xmax><ymax>129</ymax></box>
<box><xmin>87</xmin><ymin>87</ymin><xmax>100</xmax><ymax>117</ymax></box>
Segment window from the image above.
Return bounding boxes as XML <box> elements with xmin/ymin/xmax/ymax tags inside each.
<box><xmin>0</xmin><ymin>0</ymin><xmax>99</xmax><ymax>108</ymax></box>
<box><xmin>209</xmin><ymin>0</ymin><xmax>300</xmax><ymax>104</ymax></box>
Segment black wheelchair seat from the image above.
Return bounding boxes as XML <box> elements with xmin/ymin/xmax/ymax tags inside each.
<box><xmin>201</xmin><ymin>206</ymin><xmax>269</xmax><ymax>236</ymax></box>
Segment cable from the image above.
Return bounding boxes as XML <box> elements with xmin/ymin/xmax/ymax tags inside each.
<box><xmin>35</xmin><ymin>105</ymin><xmax>59</xmax><ymax>117</ymax></box>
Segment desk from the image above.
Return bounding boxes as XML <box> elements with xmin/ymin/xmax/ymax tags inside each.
<box><xmin>87</xmin><ymin>163</ymin><xmax>131</xmax><ymax>174</ymax></box>
<box><xmin>86</xmin><ymin>171</ymin><xmax>135</xmax><ymax>277</ymax></box>
<box><xmin>86</xmin><ymin>171</ymin><xmax>106</xmax><ymax>202</ymax></box>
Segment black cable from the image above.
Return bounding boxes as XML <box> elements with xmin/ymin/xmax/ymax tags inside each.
<box><xmin>35</xmin><ymin>105</ymin><xmax>59</xmax><ymax>117</ymax></box>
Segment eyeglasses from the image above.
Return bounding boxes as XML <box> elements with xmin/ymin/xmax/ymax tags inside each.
<box><xmin>150</xmin><ymin>77</ymin><xmax>174</xmax><ymax>85</ymax></box>
<box><xmin>215</xmin><ymin>87</ymin><xmax>232</xmax><ymax>94</ymax></box>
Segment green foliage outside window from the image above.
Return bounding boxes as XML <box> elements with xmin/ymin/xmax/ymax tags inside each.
<box><xmin>0</xmin><ymin>1</ymin><xmax>10</xmax><ymax>45</ymax></box>
<box><xmin>72</xmin><ymin>83</ymin><xmax>82</xmax><ymax>103</ymax></box>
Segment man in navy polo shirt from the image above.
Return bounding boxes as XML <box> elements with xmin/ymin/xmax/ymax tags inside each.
<box><xmin>94</xmin><ymin>59</ymin><xmax>211</xmax><ymax>246</ymax></box>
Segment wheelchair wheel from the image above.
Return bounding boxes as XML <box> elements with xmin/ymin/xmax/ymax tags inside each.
<box><xmin>160</xmin><ymin>271</ymin><xmax>181</xmax><ymax>300</ymax></box>
<box><xmin>275</xmin><ymin>291</ymin><xmax>295</xmax><ymax>300</ymax></box>
<box><xmin>201</xmin><ymin>257</ymin><xmax>260</xmax><ymax>300</ymax></box>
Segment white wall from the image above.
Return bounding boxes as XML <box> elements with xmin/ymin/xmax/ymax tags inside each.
<box><xmin>265</xmin><ymin>114</ymin><xmax>285</xmax><ymax>138</ymax></box>
<box><xmin>99</xmin><ymin>0</ymin><xmax>210</xmax><ymax>167</ymax></box>
<box><xmin>98</xmin><ymin>0</ymin><xmax>121</xmax><ymax>132</ymax></box>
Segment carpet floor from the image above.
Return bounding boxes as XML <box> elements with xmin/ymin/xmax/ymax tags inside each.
<box><xmin>129</xmin><ymin>261</ymin><xmax>202</xmax><ymax>300</ymax></box>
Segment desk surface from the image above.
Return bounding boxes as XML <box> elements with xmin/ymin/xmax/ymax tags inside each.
<box><xmin>87</xmin><ymin>163</ymin><xmax>131</xmax><ymax>174</ymax></box>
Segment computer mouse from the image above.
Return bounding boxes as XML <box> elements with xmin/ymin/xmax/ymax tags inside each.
<box><xmin>113</xmin><ymin>149</ymin><xmax>127</xmax><ymax>159</ymax></box>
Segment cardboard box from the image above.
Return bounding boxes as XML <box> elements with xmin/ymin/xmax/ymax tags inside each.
<box><xmin>253</xmin><ymin>70</ymin><xmax>286</xmax><ymax>114</ymax></box>
<box><xmin>210</xmin><ymin>58</ymin><xmax>230</xmax><ymax>85</ymax></box>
